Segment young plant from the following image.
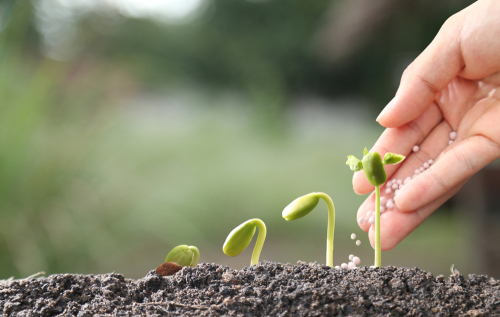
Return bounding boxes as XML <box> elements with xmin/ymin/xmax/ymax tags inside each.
<box><xmin>166</xmin><ymin>245</ymin><xmax>200</xmax><ymax>267</ymax></box>
<box><xmin>346</xmin><ymin>148</ymin><xmax>405</xmax><ymax>268</ymax></box>
<box><xmin>223</xmin><ymin>218</ymin><xmax>267</xmax><ymax>266</ymax></box>
<box><xmin>282</xmin><ymin>192</ymin><xmax>335</xmax><ymax>267</ymax></box>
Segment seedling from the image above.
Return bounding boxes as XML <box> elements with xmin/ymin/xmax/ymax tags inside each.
<box><xmin>223</xmin><ymin>218</ymin><xmax>267</xmax><ymax>266</ymax></box>
<box><xmin>282</xmin><ymin>192</ymin><xmax>335</xmax><ymax>267</ymax></box>
<box><xmin>166</xmin><ymin>245</ymin><xmax>200</xmax><ymax>267</ymax></box>
<box><xmin>346</xmin><ymin>148</ymin><xmax>404</xmax><ymax>268</ymax></box>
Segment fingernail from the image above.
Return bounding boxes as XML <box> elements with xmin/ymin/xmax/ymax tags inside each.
<box><xmin>376</xmin><ymin>96</ymin><xmax>397</xmax><ymax>122</ymax></box>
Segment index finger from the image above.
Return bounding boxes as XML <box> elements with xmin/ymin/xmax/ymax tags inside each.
<box><xmin>376</xmin><ymin>12</ymin><xmax>465</xmax><ymax>127</ymax></box>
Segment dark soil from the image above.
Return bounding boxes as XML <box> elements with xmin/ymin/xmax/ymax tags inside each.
<box><xmin>1</xmin><ymin>261</ymin><xmax>499</xmax><ymax>316</ymax></box>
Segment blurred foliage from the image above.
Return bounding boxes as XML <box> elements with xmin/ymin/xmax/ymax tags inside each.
<box><xmin>0</xmin><ymin>0</ymin><xmax>480</xmax><ymax>279</ymax></box>
<box><xmin>69</xmin><ymin>0</ymin><xmax>475</xmax><ymax>110</ymax></box>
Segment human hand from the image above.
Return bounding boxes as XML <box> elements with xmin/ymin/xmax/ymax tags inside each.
<box><xmin>353</xmin><ymin>0</ymin><xmax>500</xmax><ymax>250</ymax></box>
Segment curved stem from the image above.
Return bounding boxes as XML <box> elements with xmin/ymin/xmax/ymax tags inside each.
<box><xmin>374</xmin><ymin>185</ymin><xmax>381</xmax><ymax>268</ymax></box>
<box><xmin>316</xmin><ymin>192</ymin><xmax>335</xmax><ymax>267</ymax></box>
<box><xmin>188</xmin><ymin>246</ymin><xmax>200</xmax><ymax>267</ymax></box>
<box><xmin>250</xmin><ymin>219</ymin><xmax>267</xmax><ymax>265</ymax></box>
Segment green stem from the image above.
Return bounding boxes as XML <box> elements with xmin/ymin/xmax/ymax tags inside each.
<box><xmin>374</xmin><ymin>185</ymin><xmax>381</xmax><ymax>268</ymax></box>
<box><xmin>250</xmin><ymin>219</ymin><xmax>267</xmax><ymax>265</ymax></box>
<box><xmin>316</xmin><ymin>192</ymin><xmax>335</xmax><ymax>267</ymax></box>
<box><xmin>188</xmin><ymin>246</ymin><xmax>200</xmax><ymax>267</ymax></box>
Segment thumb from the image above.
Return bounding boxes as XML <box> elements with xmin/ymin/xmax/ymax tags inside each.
<box><xmin>377</xmin><ymin>12</ymin><xmax>466</xmax><ymax>127</ymax></box>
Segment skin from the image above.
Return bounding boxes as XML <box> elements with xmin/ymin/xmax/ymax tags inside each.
<box><xmin>352</xmin><ymin>0</ymin><xmax>500</xmax><ymax>251</ymax></box>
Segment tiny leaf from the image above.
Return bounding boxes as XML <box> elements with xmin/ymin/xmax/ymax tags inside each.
<box><xmin>346</xmin><ymin>155</ymin><xmax>363</xmax><ymax>172</ymax></box>
<box><xmin>363</xmin><ymin>147</ymin><xmax>369</xmax><ymax>157</ymax></box>
<box><xmin>383</xmin><ymin>153</ymin><xmax>406</xmax><ymax>165</ymax></box>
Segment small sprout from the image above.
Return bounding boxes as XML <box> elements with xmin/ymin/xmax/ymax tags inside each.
<box><xmin>166</xmin><ymin>245</ymin><xmax>200</xmax><ymax>267</ymax></box>
<box><xmin>347</xmin><ymin>148</ymin><xmax>405</xmax><ymax>268</ymax></box>
<box><xmin>155</xmin><ymin>262</ymin><xmax>182</xmax><ymax>276</ymax></box>
<box><xmin>282</xmin><ymin>192</ymin><xmax>335</xmax><ymax>267</ymax></box>
<box><xmin>356</xmin><ymin>240</ymin><xmax>361</xmax><ymax>246</ymax></box>
<box><xmin>223</xmin><ymin>218</ymin><xmax>266</xmax><ymax>266</ymax></box>
<box><xmin>351</xmin><ymin>233</ymin><xmax>356</xmax><ymax>240</ymax></box>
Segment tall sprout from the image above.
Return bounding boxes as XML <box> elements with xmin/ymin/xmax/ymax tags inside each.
<box><xmin>347</xmin><ymin>148</ymin><xmax>404</xmax><ymax>267</ymax></box>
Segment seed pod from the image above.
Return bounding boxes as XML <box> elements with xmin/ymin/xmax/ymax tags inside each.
<box><xmin>362</xmin><ymin>152</ymin><xmax>387</xmax><ymax>186</ymax></box>
<box><xmin>156</xmin><ymin>262</ymin><xmax>182</xmax><ymax>276</ymax></box>
<box><xmin>282</xmin><ymin>193</ymin><xmax>320</xmax><ymax>221</ymax></box>
<box><xmin>223</xmin><ymin>220</ymin><xmax>257</xmax><ymax>257</ymax></box>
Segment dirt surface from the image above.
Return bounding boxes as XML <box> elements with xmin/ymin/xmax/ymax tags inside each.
<box><xmin>1</xmin><ymin>261</ymin><xmax>499</xmax><ymax>316</ymax></box>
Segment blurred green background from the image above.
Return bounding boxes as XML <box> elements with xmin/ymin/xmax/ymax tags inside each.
<box><xmin>1</xmin><ymin>0</ymin><xmax>489</xmax><ymax>280</ymax></box>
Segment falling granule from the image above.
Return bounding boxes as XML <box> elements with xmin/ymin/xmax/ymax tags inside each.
<box><xmin>349</xmin><ymin>254</ymin><xmax>354</xmax><ymax>261</ymax></box>
<box><xmin>353</xmin><ymin>256</ymin><xmax>361</xmax><ymax>265</ymax></box>
<box><xmin>356</xmin><ymin>240</ymin><xmax>361</xmax><ymax>246</ymax></box>
<box><xmin>348</xmin><ymin>262</ymin><xmax>356</xmax><ymax>269</ymax></box>
<box><xmin>413</xmin><ymin>145</ymin><xmax>419</xmax><ymax>152</ymax></box>
<box><xmin>450</xmin><ymin>131</ymin><xmax>457</xmax><ymax>140</ymax></box>
<box><xmin>341</xmin><ymin>263</ymin><xmax>348</xmax><ymax>269</ymax></box>
<box><xmin>351</xmin><ymin>233</ymin><xmax>356</xmax><ymax>240</ymax></box>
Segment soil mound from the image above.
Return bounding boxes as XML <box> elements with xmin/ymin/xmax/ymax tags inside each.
<box><xmin>1</xmin><ymin>262</ymin><xmax>499</xmax><ymax>316</ymax></box>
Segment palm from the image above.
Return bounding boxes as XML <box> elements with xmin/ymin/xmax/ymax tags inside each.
<box><xmin>354</xmin><ymin>73</ymin><xmax>500</xmax><ymax>250</ymax></box>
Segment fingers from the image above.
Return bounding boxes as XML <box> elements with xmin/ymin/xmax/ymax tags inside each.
<box><xmin>368</xmin><ymin>178</ymin><xmax>468</xmax><ymax>251</ymax></box>
<box><xmin>396</xmin><ymin>134</ymin><xmax>500</xmax><ymax>212</ymax></box>
<box><xmin>376</xmin><ymin>12</ymin><xmax>466</xmax><ymax>127</ymax></box>
<box><xmin>352</xmin><ymin>103</ymin><xmax>443</xmax><ymax>195</ymax></box>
